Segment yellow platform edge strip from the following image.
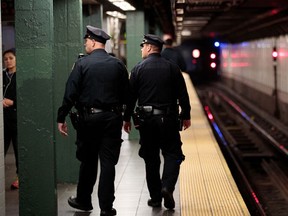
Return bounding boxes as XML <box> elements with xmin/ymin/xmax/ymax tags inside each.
<box><xmin>179</xmin><ymin>73</ymin><xmax>250</xmax><ymax>216</ymax></box>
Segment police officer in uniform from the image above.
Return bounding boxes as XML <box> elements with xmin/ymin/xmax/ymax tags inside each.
<box><xmin>123</xmin><ymin>34</ymin><xmax>191</xmax><ymax>210</ymax></box>
<box><xmin>161</xmin><ymin>36</ymin><xmax>187</xmax><ymax>72</ymax></box>
<box><xmin>57</xmin><ymin>25</ymin><xmax>130</xmax><ymax>216</ymax></box>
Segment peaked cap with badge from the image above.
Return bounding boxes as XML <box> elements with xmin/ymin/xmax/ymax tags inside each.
<box><xmin>140</xmin><ymin>34</ymin><xmax>164</xmax><ymax>49</ymax></box>
<box><xmin>84</xmin><ymin>25</ymin><xmax>111</xmax><ymax>44</ymax></box>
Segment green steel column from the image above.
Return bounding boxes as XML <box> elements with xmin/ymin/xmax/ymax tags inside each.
<box><xmin>0</xmin><ymin>8</ymin><xmax>4</xmax><ymax>216</ymax></box>
<box><xmin>82</xmin><ymin>4</ymin><xmax>103</xmax><ymax>32</ymax></box>
<box><xmin>53</xmin><ymin>0</ymin><xmax>83</xmax><ymax>183</ymax></box>
<box><xmin>126</xmin><ymin>11</ymin><xmax>144</xmax><ymax>140</ymax></box>
<box><xmin>126</xmin><ymin>11</ymin><xmax>144</xmax><ymax>72</ymax></box>
<box><xmin>15</xmin><ymin>0</ymin><xmax>56</xmax><ymax>215</ymax></box>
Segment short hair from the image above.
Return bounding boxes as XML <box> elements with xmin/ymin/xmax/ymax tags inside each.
<box><xmin>164</xmin><ymin>39</ymin><xmax>173</xmax><ymax>46</ymax></box>
<box><xmin>3</xmin><ymin>48</ymin><xmax>16</xmax><ymax>57</ymax></box>
<box><xmin>149</xmin><ymin>44</ymin><xmax>162</xmax><ymax>52</ymax></box>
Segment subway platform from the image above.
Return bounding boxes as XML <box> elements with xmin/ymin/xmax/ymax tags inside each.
<box><xmin>5</xmin><ymin>73</ymin><xmax>250</xmax><ymax>216</ymax></box>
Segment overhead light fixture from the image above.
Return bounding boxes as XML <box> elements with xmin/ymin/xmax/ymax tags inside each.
<box><xmin>106</xmin><ymin>11</ymin><xmax>127</xmax><ymax>19</ymax></box>
<box><xmin>108</xmin><ymin>0</ymin><xmax>136</xmax><ymax>11</ymax></box>
<box><xmin>176</xmin><ymin>17</ymin><xmax>183</xmax><ymax>22</ymax></box>
<box><xmin>183</xmin><ymin>20</ymin><xmax>208</xmax><ymax>25</ymax></box>
<box><xmin>181</xmin><ymin>29</ymin><xmax>191</xmax><ymax>36</ymax></box>
<box><xmin>176</xmin><ymin>8</ymin><xmax>184</xmax><ymax>15</ymax></box>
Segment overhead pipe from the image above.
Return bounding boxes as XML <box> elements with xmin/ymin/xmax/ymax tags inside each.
<box><xmin>221</xmin><ymin>7</ymin><xmax>288</xmax><ymax>38</ymax></box>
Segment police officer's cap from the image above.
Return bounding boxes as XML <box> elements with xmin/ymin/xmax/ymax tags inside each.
<box><xmin>140</xmin><ymin>34</ymin><xmax>164</xmax><ymax>49</ymax></box>
<box><xmin>84</xmin><ymin>25</ymin><xmax>111</xmax><ymax>44</ymax></box>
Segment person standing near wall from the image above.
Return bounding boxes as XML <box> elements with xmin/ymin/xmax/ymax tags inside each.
<box><xmin>57</xmin><ymin>26</ymin><xmax>130</xmax><ymax>216</ymax></box>
<box><xmin>161</xmin><ymin>35</ymin><xmax>187</xmax><ymax>72</ymax></box>
<box><xmin>123</xmin><ymin>34</ymin><xmax>191</xmax><ymax>210</ymax></box>
<box><xmin>3</xmin><ymin>48</ymin><xmax>19</xmax><ymax>189</ymax></box>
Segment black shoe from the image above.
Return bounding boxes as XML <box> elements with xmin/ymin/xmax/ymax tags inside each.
<box><xmin>68</xmin><ymin>196</ymin><xmax>93</xmax><ymax>211</ymax></box>
<box><xmin>147</xmin><ymin>199</ymin><xmax>162</xmax><ymax>208</ymax></box>
<box><xmin>162</xmin><ymin>188</ymin><xmax>175</xmax><ymax>209</ymax></box>
<box><xmin>100</xmin><ymin>208</ymin><xmax>117</xmax><ymax>216</ymax></box>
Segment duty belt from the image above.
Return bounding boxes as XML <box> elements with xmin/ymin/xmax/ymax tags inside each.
<box><xmin>153</xmin><ymin>108</ymin><xmax>166</xmax><ymax>115</ymax></box>
<box><xmin>86</xmin><ymin>106</ymin><xmax>122</xmax><ymax>114</ymax></box>
<box><xmin>89</xmin><ymin>108</ymin><xmax>104</xmax><ymax>114</ymax></box>
<box><xmin>138</xmin><ymin>106</ymin><xmax>168</xmax><ymax>115</ymax></box>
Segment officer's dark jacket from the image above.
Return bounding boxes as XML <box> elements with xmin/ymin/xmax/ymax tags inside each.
<box><xmin>161</xmin><ymin>47</ymin><xmax>187</xmax><ymax>72</ymax></box>
<box><xmin>123</xmin><ymin>53</ymin><xmax>190</xmax><ymax>121</ymax></box>
<box><xmin>57</xmin><ymin>49</ymin><xmax>130</xmax><ymax>123</ymax></box>
<box><xmin>3</xmin><ymin>69</ymin><xmax>17</xmax><ymax>116</ymax></box>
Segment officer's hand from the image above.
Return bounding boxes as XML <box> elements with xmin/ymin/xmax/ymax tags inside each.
<box><xmin>3</xmin><ymin>98</ymin><xmax>14</xmax><ymax>108</ymax></box>
<box><xmin>58</xmin><ymin>122</ymin><xmax>68</xmax><ymax>136</ymax></box>
<box><xmin>183</xmin><ymin>119</ymin><xmax>191</xmax><ymax>130</ymax></box>
<box><xmin>123</xmin><ymin>121</ymin><xmax>131</xmax><ymax>133</ymax></box>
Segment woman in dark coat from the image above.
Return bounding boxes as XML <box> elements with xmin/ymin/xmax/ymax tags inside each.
<box><xmin>3</xmin><ymin>48</ymin><xmax>18</xmax><ymax>189</ymax></box>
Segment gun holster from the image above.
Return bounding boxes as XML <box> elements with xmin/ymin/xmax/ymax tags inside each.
<box><xmin>69</xmin><ymin>111</ymin><xmax>80</xmax><ymax>130</ymax></box>
<box><xmin>132</xmin><ymin>110</ymin><xmax>145</xmax><ymax>130</ymax></box>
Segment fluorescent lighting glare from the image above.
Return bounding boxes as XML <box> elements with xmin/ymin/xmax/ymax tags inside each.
<box><xmin>176</xmin><ymin>8</ymin><xmax>184</xmax><ymax>14</ymax></box>
<box><xmin>181</xmin><ymin>29</ymin><xmax>191</xmax><ymax>36</ymax></box>
<box><xmin>108</xmin><ymin>0</ymin><xmax>136</xmax><ymax>11</ymax></box>
<box><xmin>106</xmin><ymin>11</ymin><xmax>127</xmax><ymax>19</ymax></box>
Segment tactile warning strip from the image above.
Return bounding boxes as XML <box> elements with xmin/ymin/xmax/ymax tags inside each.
<box><xmin>179</xmin><ymin>73</ymin><xmax>250</xmax><ymax>216</ymax></box>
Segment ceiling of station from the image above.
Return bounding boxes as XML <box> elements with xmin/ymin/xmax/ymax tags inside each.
<box><xmin>170</xmin><ymin>0</ymin><xmax>288</xmax><ymax>43</ymax></box>
<box><xmin>86</xmin><ymin>0</ymin><xmax>288</xmax><ymax>44</ymax></box>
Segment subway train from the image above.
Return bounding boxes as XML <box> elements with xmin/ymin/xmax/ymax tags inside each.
<box><xmin>178</xmin><ymin>38</ymin><xmax>221</xmax><ymax>83</ymax></box>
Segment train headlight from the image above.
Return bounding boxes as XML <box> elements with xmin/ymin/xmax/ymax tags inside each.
<box><xmin>210</xmin><ymin>62</ymin><xmax>216</xmax><ymax>68</ymax></box>
<box><xmin>192</xmin><ymin>49</ymin><xmax>200</xmax><ymax>58</ymax></box>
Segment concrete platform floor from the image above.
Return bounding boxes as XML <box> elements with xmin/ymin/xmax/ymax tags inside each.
<box><xmin>5</xmin><ymin>139</ymin><xmax>180</xmax><ymax>216</ymax></box>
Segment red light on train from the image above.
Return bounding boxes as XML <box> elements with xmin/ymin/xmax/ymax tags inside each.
<box><xmin>272</xmin><ymin>47</ymin><xmax>278</xmax><ymax>61</ymax></box>
<box><xmin>210</xmin><ymin>53</ymin><xmax>216</xmax><ymax>59</ymax></box>
<box><xmin>210</xmin><ymin>62</ymin><xmax>216</xmax><ymax>68</ymax></box>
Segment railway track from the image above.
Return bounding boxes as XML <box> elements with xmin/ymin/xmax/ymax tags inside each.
<box><xmin>196</xmin><ymin>85</ymin><xmax>288</xmax><ymax>216</ymax></box>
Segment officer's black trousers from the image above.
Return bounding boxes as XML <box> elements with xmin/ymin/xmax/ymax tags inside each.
<box><xmin>138</xmin><ymin>114</ymin><xmax>183</xmax><ymax>201</ymax></box>
<box><xmin>75</xmin><ymin>111</ymin><xmax>123</xmax><ymax>210</ymax></box>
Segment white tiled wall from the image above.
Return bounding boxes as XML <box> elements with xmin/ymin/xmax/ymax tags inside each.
<box><xmin>278</xmin><ymin>35</ymin><xmax>288</xmax><ymax>102</ymax></box>
<box><xmin>0</xmin><ymin>11</ymin><xmax>5</xmax><ymax>216</ymax></box>
<box><xmin>221</xmin><ymin>35</ymin><xmax>288</xmax><ymax>103</ymax></box>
